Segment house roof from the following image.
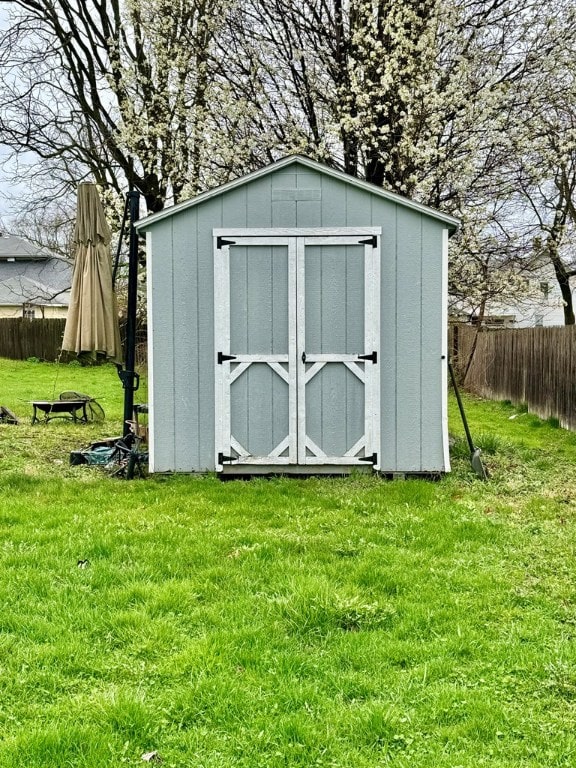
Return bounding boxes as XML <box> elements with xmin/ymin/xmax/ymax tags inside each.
<box><xmin>0</xmin><ymin>234</ymin><xmax>51</xmax><ymax>260</ymax></box>
<box><xmin>135</xmin><ymin>155</ymin><xmax>461</xmax><ymax>232</ymax></box>
<box><xmin>0</xmin><ymin>245</ymin><xmax>71</xmax><ymax>307</ymax></box>
<box><xmin>0</xmin><ymin>275</ymin><xmax>69</xmax><ymax>306</ymax></box>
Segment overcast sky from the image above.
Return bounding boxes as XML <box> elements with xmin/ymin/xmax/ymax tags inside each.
<box><xmin>0</xmin><ymin>6</ymin><xmax>22</xmax><ymax>223</ymax></box>
<box><xmin>0</xmin><ymin>146</ymin><xmax>27</xmax><ymax>223</ymax></box>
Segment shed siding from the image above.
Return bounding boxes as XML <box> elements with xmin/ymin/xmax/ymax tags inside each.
<box><xmin>222</xmin><ymin>185</ymin><xmax>248</xmax><ymax>228</ymax></box>
<box><xmin>394</xmin><ymin>206</ymin><xmax>423</xmax><ymax>471</ymax></box>
<box><xmin>344</xmin><ymin>185</ymin><xmax>374</xmax><ymax>226</ymax></box>
<box><xmin>145</xmin><ymin>160</ymin><xmax>450</xmax><ymax>473</ymax></box>
<box><xmin>420</xmin><ymin>217</ymin><xmax>447</xmax><ymax>472</ymax></box>
<box><xmin>147</xmin><ymin>219</ymin><xmax>176</xmax><ymax>472</ymax></box>
<box><xmin>304</xmin><ymin>242</ymin><xmax>366</xmax><ymax>457</ymax></box>
<box><xmin>247</xmin><ymin>177</ymin><xmax>273</xmax><ymax>228</ymax></box>
<box><xmin>320</xmin><ymin>175</ymin><xmax>347</xmax><ymax>226</ymax></box>
<box><xmin>172</xmin><ymin>210</ymin><xmax>204</xmax><ymax>471</ymax></box>
<box><xmin>272</xmin><ymin>172</ymin><xmax>297</xmax><ymax>226</ymax></box>
<box><xmin>195</xmin><ymin>197</ymin><xmax>222</xmax><ymax>470</ymax></box>
<box><xmin>230</xmin><ymin>244</ymin><xmax>291</xmax><ymax>457</ymax></box>
<box><xmin>296</xmin><ymin>172</ymin><xmax>322</xmax><ymax>226</ymax></box>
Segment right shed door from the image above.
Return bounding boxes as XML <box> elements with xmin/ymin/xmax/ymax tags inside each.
<box><xmin>297</xmin><ymin>234</ymin><xmax>380</xmax><ymax>468</ymax></box>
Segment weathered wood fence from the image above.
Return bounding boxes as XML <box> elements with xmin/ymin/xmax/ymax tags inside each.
<box><xmin>0</xmin><ymin>318</ymin><xmax>148</xmax><ymax>365</ymax></box>
<box><xmin>451</xmin><ymin>324</ymin><xmax>576</xmax><ymax>430</ymax></box>
<box><xmin>0</xmin><ymin>318</ymin><xmax>67</xmax><ymax>361</ymax></box>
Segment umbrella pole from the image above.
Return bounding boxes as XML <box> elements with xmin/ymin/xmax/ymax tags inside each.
<box><xmin>121</xmin><ymin>190</ymin><xmax>140</xmax><ymax>438</ymax></box>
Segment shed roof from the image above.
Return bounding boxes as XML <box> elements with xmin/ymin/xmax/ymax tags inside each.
<box><xmin>135</xmin><ymin>155</ymin><xmax>460</xmax><ymax>232</ymax></box>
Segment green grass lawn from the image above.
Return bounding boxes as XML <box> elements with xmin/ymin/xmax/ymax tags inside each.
<box><xmin>0</xmin><ymin>358</ymin><xmax>575</xmax><ymax>767</ymax></box>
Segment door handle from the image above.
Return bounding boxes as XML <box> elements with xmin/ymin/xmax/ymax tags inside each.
<box><xmin>301</xmin><ymin>351</ymin><xmax>306</xmax><ymax>364</ymax></box>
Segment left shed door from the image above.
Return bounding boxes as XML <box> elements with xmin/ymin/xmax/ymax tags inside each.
<box><xmin>214</xmin><ymin>236</ymin><xmax>297</xmax><ymax>468</ymax></box>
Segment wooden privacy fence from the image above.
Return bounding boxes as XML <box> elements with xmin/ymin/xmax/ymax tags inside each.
<box><xmin>0</xmin><ymin>318</ymin><xmax>66</xmax><ymax>361</ymax></box>
<box><xmin>452</xmin><ymin>324</ymin><xmax>576</xmax><ymax>431</ymax></box>
<box><xmin>0</xmin><ymin>318</ymin><xmax>148</xmax><ymax>364</ymax></box>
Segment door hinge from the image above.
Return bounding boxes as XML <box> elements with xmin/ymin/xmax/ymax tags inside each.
<box><xmin>359</xmin><ymin>236</ymin><xmax>377</xmax><ymax>247</ymax></box>
<box><xmin>218</xmin><ymin>352</ymin><xmax>237</xmax><ymax>364</ymax></box>
<box><xmin>217</xmin><ymin>236</ymin><xmax>236</xmax><ymax>249</ymax></box>
<box><xmin>359</xmin><ymin>453</ymin><xmax>378</xmax><ymax>465</ymax></box>
<box><xmin>358</xmin><ymin>351</ymin><xmax>377</xmax><ymax>363</ymax></box>
<box><xmin>218</xmin><ymin>452</ymin><xmax>237</xmax><ymax>464</ymax></box>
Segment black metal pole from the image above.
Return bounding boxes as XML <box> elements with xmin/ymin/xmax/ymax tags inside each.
<box><xmin>122</xmin><ymin>190</ymin><xmax>140</xmax><ymax>437</ymax></box>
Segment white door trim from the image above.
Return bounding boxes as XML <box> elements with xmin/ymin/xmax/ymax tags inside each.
<box><xmin>296</xmin><ymin>235</ymin><xmax>381</xmax><ymax>467</ymax></box>
<box><xmin>214</xmin><ymin>227</ymin><xmax>381</xmax><ymax>238</ymax></box>
<box><xmin>214</xmin><ymin>235</ymin><xmax>297</xmax><ymax>469</ymax></box>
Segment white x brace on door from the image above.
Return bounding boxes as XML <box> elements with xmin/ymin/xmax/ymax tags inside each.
<box><xmin>214</xmin><ymin>228</ymin><xmax>380</xmax><ymax>471</ymax></box>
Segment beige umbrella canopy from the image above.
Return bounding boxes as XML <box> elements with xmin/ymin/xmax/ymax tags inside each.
<box><xmin>62</xmin><ymin>183</ymin><xmax>123</xmax><ymax>363</ymax></box>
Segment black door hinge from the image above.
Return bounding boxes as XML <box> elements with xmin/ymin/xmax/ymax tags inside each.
<box><xmin>358</xmin><ymin>351</ymin><xmax>377</xmax><ymax>363</ymax></box>
<box><xmin>217</xmin><ymin>236</ymin><xmax>236</xmax><ymax>249</ymax></box>
<box><xmin>218</xmin><ymin>452</ymin><xmax>237</xmax><ymax>464</ymax></box>
<box><xmin>359</xmin><ymin>236</ymin><xmax>377</xmax><ymax>247</ymax></box>
<box><xmin>218</xmin><ymin>352</ymin><xmax>237</xmax><ymax>364</ymax></box>
<box><xmin>359</xmin><ymin>453</ymin><xmax>378</xmax><ymax>465</ymax></box>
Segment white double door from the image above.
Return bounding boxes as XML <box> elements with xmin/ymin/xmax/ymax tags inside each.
<box><xmin>214</xmin><ymin>228</ymin><xmax>380</xmax><ymax>470</ymax></box>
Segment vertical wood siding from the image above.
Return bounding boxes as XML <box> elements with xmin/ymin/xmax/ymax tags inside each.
<box><xmin>146</xmin><ymin>221</ymin><xmax>175</xmax><ymax>472</ymax></box>
<box><xmin>229</xmin><ymin>244</ymin><xmax>290</xmax><ymax>457</ymax></box>
<box><xmin>304</xmin><ymin>243</ymin><xmax>366</xmax><ymax>457</ymax></box>
<box><xmin>395</xmin><ymin>206</ymin><xmax>423</xmax><ymax>470</ymax></box>
<box><xmin>420</xmin><ymin>217</ymin><xmax>446</xmax><ymax>470</ymax></box>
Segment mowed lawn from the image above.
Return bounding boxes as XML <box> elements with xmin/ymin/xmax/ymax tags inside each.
<box><xmin>0</xmin><ymin>358</ymin><xmax>575</xmax><ymax>767</ymax></box>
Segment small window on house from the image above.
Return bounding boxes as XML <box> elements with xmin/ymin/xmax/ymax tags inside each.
<box><xmin>534</xmin><ymin>314</ymin><xmax>544</xmax><ymax>327</ymax></box>
<box><xmin>22</xmin><ymin>304</ymin><xmax>36</xmax><ymax>320</ymax></box>
<box><xmin>539</xmin><ymin>282</ymin><xmax>550</xmax><ymax>298</ymax></box>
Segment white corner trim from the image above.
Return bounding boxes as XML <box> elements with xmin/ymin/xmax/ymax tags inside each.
<box><xmin>441</xmin><ymin>228</ymin><xmax>451</xmax><ymax>472</ymax></box>
<box><xmin>145</xmin><ymin>230</ymin><xmax>156</xmax><ymax>472</ymax></box>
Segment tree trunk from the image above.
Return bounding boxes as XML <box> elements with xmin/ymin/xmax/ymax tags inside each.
<box><xmin>551</xmin><ymin>255</ymin><xmax>575</xmax><ymax>325</ymax></box>
<box><xmin>463</xmin><ymin>299</ymin><xmax>486</xmax><ymax>385</ymax></box>
<box><xmin>547</xmin><ymin>214</ymin><xmax>575</xmax><ymax>326</ymax></box>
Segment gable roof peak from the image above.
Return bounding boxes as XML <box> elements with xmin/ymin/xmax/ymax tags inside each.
<box><xmin>136</xmin><ymin>154</ymin><xmax>460</xmax><ymax>231</ymax></box>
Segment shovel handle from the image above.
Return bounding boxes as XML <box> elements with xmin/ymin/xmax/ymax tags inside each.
<box><xmin>448</xmin><ymin>361</ymin><xmax>475</xmax><ymax>453</ymax></box>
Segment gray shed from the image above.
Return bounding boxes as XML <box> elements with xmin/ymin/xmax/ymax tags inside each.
<box><xmin>136</xmin><ymin>155</ymin><xmax>459</xmax><ymax>476</ymax></box>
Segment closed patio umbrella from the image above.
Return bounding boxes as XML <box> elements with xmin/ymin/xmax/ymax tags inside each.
<box><xmin>62</xmin><ymin>183</ymin><xmax>122</xmax><ymax>363</ymax></box>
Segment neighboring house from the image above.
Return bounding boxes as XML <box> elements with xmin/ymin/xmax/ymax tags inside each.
<box><xmin>0</xmin><ymin>233</ymin><xmax>71</xmax><ymax>318</ymax></box>
<box><xmin>452</xmin><ymin>264</ymin><xmax>570</xmax><ymax>329</ymax></box>
<box><xmin>487</xmin><ymin>271</ymin><xmax>568</xmax><ymax>328</ymax></box>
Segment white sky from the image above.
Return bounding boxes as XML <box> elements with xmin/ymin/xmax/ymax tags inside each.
<box><xmin>0</xmin><ymin>5</ymin><xmax>24</xmax><ymax>222</ymax></box>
